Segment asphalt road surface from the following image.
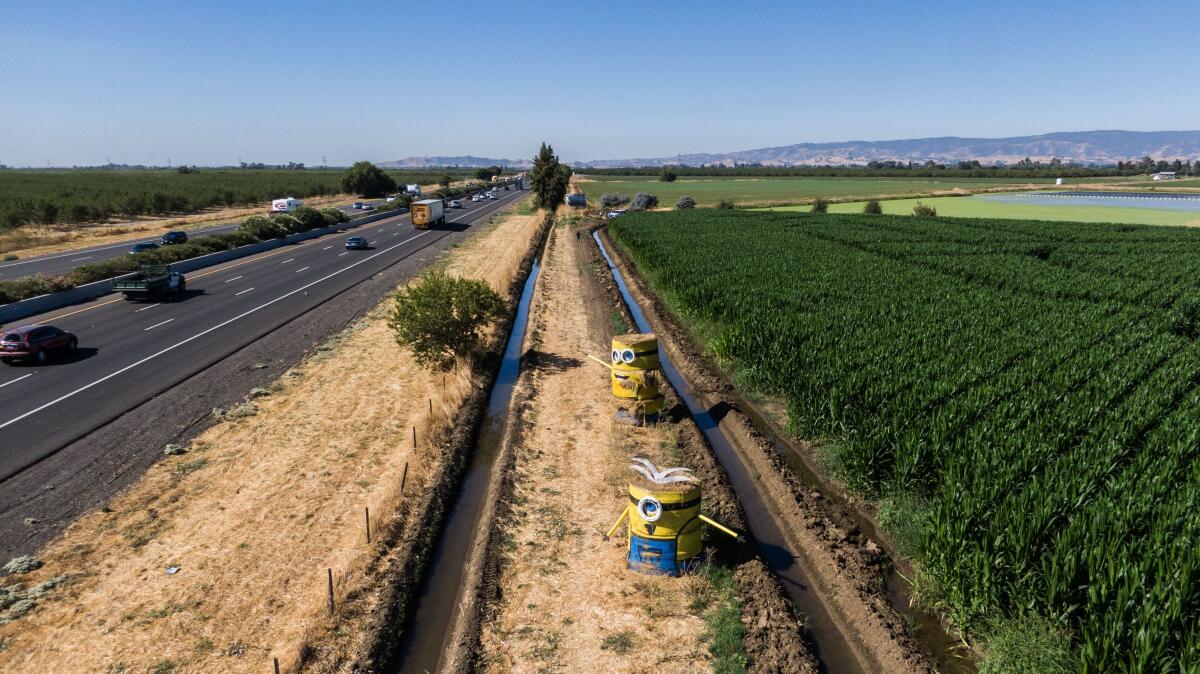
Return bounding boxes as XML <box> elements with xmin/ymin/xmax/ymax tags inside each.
<box><xmin>0</xmin><ymin>197</ymin><xmax>404</xmax><ymax>282</ymax></box>
<box><xmin>0</xmin><ymin>188</ymin><xmax>527</xmax><ymax>482</ymax></box>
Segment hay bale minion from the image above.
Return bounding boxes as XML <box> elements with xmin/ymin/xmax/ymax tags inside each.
<box><xmin>589</xmin><ymin>334</ymin><xmax>665</xmax><ymax>424</ymax></box>
<box><xmin>606</xmin><ymin>458</ymin><xmax>739</xmax><ymax>576</ymax></box>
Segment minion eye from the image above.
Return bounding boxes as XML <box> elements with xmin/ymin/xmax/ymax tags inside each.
<box><xmin>622</xmin><ymin>350</ymin><xmax>635</xmax><ymax>363</ymax></box>
<box><xmin>611</xmin><ymin>349</ymin><xmax>621</xmax><ymax>363</ymax></box>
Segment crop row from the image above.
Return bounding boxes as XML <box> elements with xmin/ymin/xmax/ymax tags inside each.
<box><xmin>609</xmin><ymin>209</ymin><xmax>1200</xmax><ymax>671</ymax></box>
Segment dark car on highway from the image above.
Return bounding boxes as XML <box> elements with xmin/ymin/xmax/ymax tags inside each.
<box><xmin>129</xmin><ymin>242</ymin><xmax>160</xmax><ymax>254</ymax></box>
<box><xmin>345</xmin><ymin>236</ymin><xmax>369</xmax><ymax>250</ymax></box>
<box><xmin>1</xmin><ymin>325</ymin><xmax>78</xmax><ymax>365</ymax></box>
<box><xmin>160</xmin><ymin>231</ymin><xmax>188</xmax><ymax>245</ymax></box>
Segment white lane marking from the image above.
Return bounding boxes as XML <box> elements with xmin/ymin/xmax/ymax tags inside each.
<box><xmin>280</xmin><ymin>258</ymin><xmax>295</xmax><ymax>264</ymax></box>
<box><xmin>0</xmin><ymin>231</ymin><xmax>431</xmax><ymax>431</ymax></box>
<box><xmin>295</xmin><ymin>266</ymin><xmax>309</xmax><ymax>273</ymax></box>
<box><xmin>134</xmin><ymin>303</ymin><xmax>160</xmax><ymax>313</ymax></box>
<box><xmin>72</xmin><ymin>256</ymin><xmax>92</xmax><ymax>261</ymax></box>
<box><xmin>224</xmin><ymin>275</ymin><xmax>243</xmax><ymax>283</ymax></box>
<box><xmin>377</xmin><ymin>228</ymin><xmax>384</xmax><ymax>232</ymax></box>
<box><xmin>322</xmin><ymin>246</ymin><xmax>333</xmax><ymax>251</ymax></box>
<box><xmin>143</xmin><ymin>318</ymin><xmax>174</xmax><ymax>331</ymax></box>
<box><xmin>0</xmin><ymin>373</ymin><xmax>35</xmax><ymax>389</ymax></box>
<box><xmin>338</xmin><ymin>251</ymin><xmax>348</xmax><ymax>256</ymax></box>
<box><xmin>235</xmin><ymin>287</ymin><xmax>255</xmax><ymax>296</ymax></box>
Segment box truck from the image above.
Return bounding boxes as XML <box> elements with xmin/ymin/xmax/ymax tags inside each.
<box><xmin>269</xmin><ymin>197</ymin><xmax>303</xmax><ymax>214</ymax></box>
<box><xmin>411</xmin><ymin>199</ymin><xmax>445</xmax><ymax>229</ymax></box>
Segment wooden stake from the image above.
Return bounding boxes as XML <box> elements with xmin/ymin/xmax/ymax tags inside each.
<box><xmin>274</xmin><ymin>657</ymin><xmax>280</xmax><ymax>674</ymax></box>
<box><xmin>412</xmin><ymin>426</ymin><xmax>417</xmax><ymax>448</ymax></box>
<box><xmin>401</xmin><ymin>462</ymin><xmax>409</xmax><ymax>492</ymax></box>
<box><xmin>428</xmin><ymin>398</ymin><xmax>432</xmax><ymax>416</ymax></box>
<box><xmin>327</xmin><ymin>568</ymin><xmax>334</xmax><ymax>615</ymax></box>
<box><xmin>364</xmin><ymin>506</ymin><xmax>371</xmax><ymax>544</ymax></box>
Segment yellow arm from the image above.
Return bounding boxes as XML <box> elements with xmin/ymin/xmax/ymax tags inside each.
<box><xmin>699</xmin><ymin>514</ymin><xmax>741</xmax><ymax>540</ymax></box>
<box><xmin>605</xmin><ymin>505</ymin><xmax>629</xmax><ymax>539</ymax></box>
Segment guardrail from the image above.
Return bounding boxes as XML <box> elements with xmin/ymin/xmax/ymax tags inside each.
<box><xmin>0</xmin><ymin>208</ymin><xmax>406</xmax><ymax>325</ymax></box>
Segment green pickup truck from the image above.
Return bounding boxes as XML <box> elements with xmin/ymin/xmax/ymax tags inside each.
<box><xmin>112</xmin><ymin>264</ymin><xmax>187</xmax><ymax>301</ymax></box>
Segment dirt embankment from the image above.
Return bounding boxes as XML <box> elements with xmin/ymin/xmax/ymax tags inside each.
<box><xmin>599</xmin><ymin>228</ymin><xmax>938</xmax><ymax>673</ymax></box>
<box><xmin>458</xmin><ymin>219</ymin><xmax>816</xmax><ymax>672</ymax></box>
<box><xmin>0</xmin><ymin>207</ymin><xmax>547</xmax><ymax>674</ymax></box>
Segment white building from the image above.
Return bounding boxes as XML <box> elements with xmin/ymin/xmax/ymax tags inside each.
<box><xmin>1151</xmin><ymin>172</ymin><xmax>1177</xmax><ymax>181</ymax></box>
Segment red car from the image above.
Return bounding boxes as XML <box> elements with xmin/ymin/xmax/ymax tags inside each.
<box><xmin>0</xmin><ymin>325</ymin><xmax>78</xmax><ymax>365</ymax></box>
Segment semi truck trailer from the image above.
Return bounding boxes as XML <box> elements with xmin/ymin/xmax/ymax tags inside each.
<box><xmin>411</xmin><ymin>199</ymin><xmax>445</xmax><ymax>229</ymax></box>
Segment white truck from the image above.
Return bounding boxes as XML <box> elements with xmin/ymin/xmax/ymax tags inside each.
<box><xmin>269</xmin><ymin>197</ymin><xmax>303</xmax><ymax>214</ymax></box>
<box><xmin>405</xmin><ymin>184</ymin><xmax>422</xmax><ymax>196</ymax></box>
<box><xmin>411</xmin><ymin>199</ymin><xmax>445</xmax><ymax>229</ymax></box>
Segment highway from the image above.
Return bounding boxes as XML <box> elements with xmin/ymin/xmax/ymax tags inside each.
<box><xmin>0</xmin><ymin>197</ymin><xmax>396</xmax><ymax>281</ymax></box>
<box><xmin>0</xmin><ymin>188</ymin><xmax>527</xmax><ymax>482</ymax></box>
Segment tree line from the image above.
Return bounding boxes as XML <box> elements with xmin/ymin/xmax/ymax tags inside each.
<box><xmin>583</xmin><ymin>160</ymin><xmax>1200</xmax><ymax>179</ymax></box>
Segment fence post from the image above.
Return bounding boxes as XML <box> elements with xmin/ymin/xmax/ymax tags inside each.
<box><xmin>327</xmin><ymin>568</ymin><xmax>335</xmax><ymax>615</ymax></box>
<box><xmin>365</xmin><ymin>506</ymin><xmax>371</xmax><ymax>544</ymax></box>
<box><xmin>274</xmin><ymin>657</ymin><xmax>280</xmax><ymax>674</ymax></box>
<box><xmin>401</xmin><ymin>462</ymin><xmax>409</xmax><ymax>492</ymax></box>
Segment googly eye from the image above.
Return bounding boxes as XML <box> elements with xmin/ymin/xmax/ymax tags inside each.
<box><xmin>611</xmin><ymin>349</ymin><xmax>621</xmax><ymax>363</ymax></box>
<box><xmin>636</xmin><ymin>496</ymin><xmax>663</xmax><ymax>522</ymax></box>
<box><xmin>622</xmin><ymin>349</ymin><xmax>635</xmax><ymax>363</ymax></box>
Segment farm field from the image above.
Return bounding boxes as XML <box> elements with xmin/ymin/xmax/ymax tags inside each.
<box><xmin>0</xmin><ymin>168</ymin><xmax>476</xmax><ymax>228</ymax></box>
<box><xmin>766</xmin><ymin>194</ymin><xmax>1200</xmax><ymax>226</ymax></box>
<box><xmin>576</xmin><ymin>174</ymin><xmax>1136</xmax><ymax>208</ymax></box>
<box><xmin>609</xmin><ymin>209</ymin><xmax>1200</xmax><ymax>672</ymax></box>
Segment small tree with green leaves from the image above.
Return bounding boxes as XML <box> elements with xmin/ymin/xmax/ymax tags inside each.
<box><xmin>716</xmin><ymin>200</ymin><xmax>735</xmax><ymax>209</ymax></box>
<box><xmin>863</xmin><ymin>200</ymin><xmax>883</xmax><ymax>214</ymax></box>
<box><xmin>810</xmin><ymin>198</ymin><xmax>829</xmax><ymax>213</ymax></box>
<box><xmin>600</xmin><ymin>193</ymin><xmax>629</xmax><ymax>210</ymax></box>
<box><xmin>531</xmin><ymin>143</ymin><xmax>571</xmax><ymax>210</ymax></box>
<box><xmin>675</xmin><ymin>195</ymin><xmax>696</xmax><ymax>209</ymax></box>
<box><xmin>388</xmin><ymin>271</ymin><xmax>506</xmax><ymax>369</ymax></box>
<box><xmin>439</xmin><ymin>175</ymin><xmax>452</xmax><ymax>189</ymax></box>
<box><xmin>341</xmin><ymin>161</ymin><xmax>396</xmax><ymax>198</ymax></box>
<box><xmin>631</xmin><ymin>192</ymin><xmax>659</xmax><ymax>210</ymax></box>
<box><xmin>660</xmin><ymin>169</ymin><xmax>678</xmax><ymax>183</ymax></box>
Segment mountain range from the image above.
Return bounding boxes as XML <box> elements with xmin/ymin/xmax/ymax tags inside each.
<box><xmin>571</xmin><ymin>131</ymin><xmax>1200</xmax><ymax>168</ymax></box>
<box><xmin>377</xmin><ymin>131</ymin><xmax>1200</xmax><ymax>169</ymax></box>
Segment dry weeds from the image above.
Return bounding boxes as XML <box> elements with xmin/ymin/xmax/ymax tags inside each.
<box><xmin>0</xmin><ymin>205</ymin><xmax>543</xmax><ymax>673</ymax></box>
<box><xmin>479</xmin><ymin>224</ymin><xmax>711</xmax><ymax>673</ymax></box>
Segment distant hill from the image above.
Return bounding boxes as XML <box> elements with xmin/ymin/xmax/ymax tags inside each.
<box><xmin>378</xmin><ymin>155</ymin><xmax>532</xmax><ymax>169</ymax></box>
<box><xmin>575</xmin><ymin>130</ymin><xmax>1200</xmax><ymax>168</ymax></box>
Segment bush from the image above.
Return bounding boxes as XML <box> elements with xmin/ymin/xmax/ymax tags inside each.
<box><xmin>290</xmin><ymin>206</ymin><xmax>329</xmax><ymax>231</ymax></box>
<box><xmin>238</xmin><ymin>215</ymin><xmax>287</xmax><ymax>240</ymax></box>
<box><xmin>321</xmin><ymin>207</ymin><xmax>349</xmax><ymax>224</ymax></box>
<box><xmin>631</xmin><ymin>192</ymin><xmax>659</xmax><ymax>211</ymax></box>
<box><xmin>810</xmin><ymin>197</ymin><xmax>829</xmax><ymax>213</ymax></box>
<box><xmin>716</xmin><ymin>200</ymin><xmax>735</xmax><ymax>209</ymax></box>
<box><xmin>913</xmin><ymin>202</ymin><xmax>937</xmax><ymax>218</ymax></box>
<box><xmin>863</xmin><ymin>200</ymin><xmax>883</xmax><ymax>214</ymax></box>
<box><xmin>0</xmin><ymin>275</ymin><xmax>75</xmax><ymax>304</ymax></box>
<box><xmin>660</xmin><ymin>169</ymin><xmax>678</xmax><ymax>183</ymax></box>
<box><xmin>269</xmin><ymin>214</ymin><xmax>305</xmax><ymax>234</ymax></box>
<box><xmin>675</xmin><ymin>195</ymin><xmax>696</xmax><ymax>210</ymax></box>
<box><xmin>387</xmin><ymin>271</ymin><xmax>506</xmax><ymax>369</ymax></box>
<box><xmin>600</xmin><ymin>193</ymin><xmax>630</xmax><ymax>210</ymax></box>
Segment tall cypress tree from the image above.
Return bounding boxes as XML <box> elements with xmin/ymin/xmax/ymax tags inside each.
<box><xmin>531</xmin><ymin>143</ymin><xmax>570</xmax><ymax>210</ymax></box>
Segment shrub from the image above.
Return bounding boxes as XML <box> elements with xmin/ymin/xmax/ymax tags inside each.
<box><xmin>675</xmin><ymin>195</ymin><xmax>696</xmax><ymax>210</ymax></box>
<box><xmin>238</xmin><ymin>215</ymin><xmax>286</xmax><ymax>240</ymax></box>
<box><xmin>0</xmin><ymin>275</ymin><xmax>75</xmax><ymax>304</ymax></box>
<box><xmin>600</xmin><ymin>193</ymin><xmax>630</xmax><ymax>210</ymax></box>
<box><xmin>290</xmin><ymin>206</ymin><xmax>329</xmax><ymax>231</ymax></box>
<box><xmin>321</xmin><ymin>207</ymin><xmax>349</xmax><ymax>224</ymax></box>
<box><xmin>863</xmin><ymin>200</ymin><xmax>883</xmax><ymax>214</ymax></box>
<box><xmin>269</xmin><ymin>214</ymin><xmax>304</xmax><ymax>234</ymax></box>
<box><xmin>387</xmin><ymin>271</ymin><xmax>506</xmax><ymax>369</ymax></box>
<box><xmin>631</xmin><ymin>192</ymin><xmax>659</xmax><ymax>211</ymax></box>
<box><xmin>913</xmin><ymin>202</ymin><xmax>937</xmax><ymax>218</ymax></box>
<box><xmin>810</xmin><ymin>197</ymin><xmax>829</xmax><ymax>213</ymax></box>
<box><xmin>716</xmin><ymin>200</ymin><xmax>735</xmax><ymax>209</ymax></box>
<box><xmin>659</xmin><ymin>169</ymin><xmax>678</xmax><ymax>183</ymax></box>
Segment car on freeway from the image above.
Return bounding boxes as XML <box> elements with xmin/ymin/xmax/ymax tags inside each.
<box><xmin>605</xmin><ymin>209</ymin><xmax>628</xmax><ymax>219</ymax></box>
<box><xmin>1</xmin><ymin>325</ymin><xmax>78</xmax><ymax>365</ymax></box>
<box><xmin>129</xmin><ymin>242</ymin><xmax>160</xmax><ymax>254</ymax></box>
<box><xmin>449</xmin><ymin>200</ymin><xmax>463</xmax><ymax>208</ymax></box>
<box><xmin>361</xmin><ymin>203</ymin><xmax>374</xmax><ymax>211</ymax></box>
<box><xmin>353</xmin><ymin>202</ymin><xmax>364</xmax><ymax>209</ymax></box>
<box><xmin>160</xmin><ymin>231</ymin><xmax>188</xmax><ymax>245</ymax></box>
<box><xmin>486</xmin><ymin>193</ymin><xmax>497</xmax><ymax>200</ymax></box>
<box><xmin>471</xmin><ymin>195</ymin><xmax>481</xmax><ymax>203</ymax></box>
<box><xmin>385</xmin><ymin>196</ymin><xmax>396</xmax><ymax>203</ymax></box>
<box><xmin>345</xmin><ymin>236</ymin><xmax>369</xmax><ymax>250</ymax></box>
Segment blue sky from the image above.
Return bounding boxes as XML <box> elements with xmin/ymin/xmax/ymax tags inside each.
<box><xmin>1</xmin><ymin>0</ymin><xmax>1196</xmax><ymax>166</ymax></box>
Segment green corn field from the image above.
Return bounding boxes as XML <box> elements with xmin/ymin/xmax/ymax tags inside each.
<box><xmin>609</xmin><ymin>209</ymin><xmax>1200</xmax><ymax>672</ymax></box>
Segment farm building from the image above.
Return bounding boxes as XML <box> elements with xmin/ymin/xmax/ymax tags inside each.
<box><xmin>1151</xmin><ymin>171</ymin><xmax>1177</xmax><ymax>181</ymax></box>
